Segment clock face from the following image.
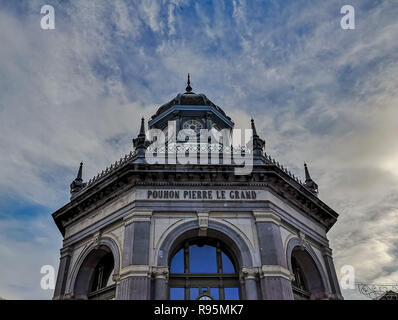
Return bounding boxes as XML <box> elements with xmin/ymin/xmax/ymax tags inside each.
<box><xmin>198</xmin><ymin>295</ymin><xmax>213</xmax><ymax>300</ymax></box>
<box><xmin>183</xmin><ymin>119</ymin><xmax>203</xmax><ymax>134</ymax></box>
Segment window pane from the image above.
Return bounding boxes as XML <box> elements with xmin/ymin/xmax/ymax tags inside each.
<box><xmin>190</xmin><ymin>288</ymin><xmax>199</xmax><ymax>300</ymax></box>
<box><xmin>221</xmin><ymin>252</ymin><xmax>235</xmax><ymax>273</ymax></box>
<box><xmin>170</xmin><ymin>248</ymin><xmax>184</xmax><ymax>273</ymax></box>
<box><xmin>170</xmin><ymin>288</ymin><xmax>185</xmax><ymax>300</ymax></box>
<box><xmin>189</xmin><ymin>244</ymin><xmax>217</xmax><ymax>273</ymax></box>
<box><xmin>210</xmin><ymin>288</ymin><xmax>219</xmax><ymax>300</ymax></box>
<box><xmin>224</xmin><ymin>288</ymin><xmax>239</xmax><ymax>300</ymax></box>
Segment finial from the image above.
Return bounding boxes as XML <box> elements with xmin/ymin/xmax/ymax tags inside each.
<box><xmin>133</xmin><ymin>116</ymin><xmax>149</xmax><ymax>158</ymax></box>
<box><xmin>251</xmin><ymin>118</ymin><xmax>258</xmax><ymax>137</ymax></box>
<box><xmin>185</xmin><ymin>73</ymin><xmax>192</xmax><ymax>93</ymax></box>
<box><xmin>304</xmin><ymin>162</ymin><xmax>318</xmax><ymax>195</ymax></box>
<box><xmin>304</xmin><ymin>163</ymin><xmax>311</xmax><ymax>181</ymax></box>
<box><xmin>139</xmin><ymin>117</ymin><xmax>145</xmax><ymax>136</ymax></box>
<box><xmin>70</xmin><ymin>161</ymin><xmax>85</xmax><ymax>198</ymax></box>
<box><xmin>249</xmin><ymin>118</ymin><xmax>265</xmax><ymax>160</ymax></box>
<box><xmin>76</xmin><ymin>161</ymin><xmax>83</xmax><ymax>181</ymax></box>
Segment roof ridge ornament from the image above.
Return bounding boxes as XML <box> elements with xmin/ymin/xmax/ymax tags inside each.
<box><xmin>185</xmin><ymin>73</ymin><xmax>193</xmax><ymax>93</ymax></box>
<box><xmin>304</xmin><ymin>163</ymin><xmax>319</xmax><ymax>196</ymax></box>
<box><xmin>70</xmin><ymin>161</ymin><xmax>85</xmax><ymax>198</ymax></box>
<box><xmin>133</xmin><ymin>117</ymin><xmax>150</xmax><ymax>161</ymax></box>
<box><xmin>251</xmin><ymin>118</ymin><xmax>258</xmax><ymax>137</ymax></box>
<box><xmin>249</xmin><ymin>118</ymin><xmax>265</xmax><ymax>162</ymax></box>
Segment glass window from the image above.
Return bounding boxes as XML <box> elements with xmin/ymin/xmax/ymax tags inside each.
<box><xmin>224</xmin><ymin>288</ymin><xmax>239</xmax><ymax>300</ymax></box>
<box><xmin>170</xmin><ymin>288</ymin><xmax>185</xmax><ymax>300</ymax></box>
<box><xmin>90</xmin><ymin>252</ymin><xmax>114</xmax><ymax>293</ymax></box>
<box><xmin>221</xmin><ymin>252</ymin><xmax>235</xmax><ymax>273</ymax></box>
<box><xmin>190</xmin><ymin>244</ymin><xmax>217</xmax><ymax>273</ymax></box>
<box><xmin>169</xmin><ymin>239</ymin><xmax>240</xmax><ymax>300</ymax></box>
<box><xmin>210</xmin><ymin>288</ymin><xmax>220</xmax><ymax>300</ymax></box>
<box><xmin>190</xmin><ymin>288</ymin><xmax>199</xmax><ymax>300</ymax></box>
<box><xmin>170</xmin><ymin>248</ymin><xmax>184</xmax><ymax>273</ymax></box>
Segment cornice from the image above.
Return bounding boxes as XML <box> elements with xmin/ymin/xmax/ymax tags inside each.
<box><xmin>52</xmin><ymin>163</ymin><xmax>339</xmax><ymax>236</ymax></box>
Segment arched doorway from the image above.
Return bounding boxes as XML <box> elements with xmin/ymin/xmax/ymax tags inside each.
<box><xmin>73</xmin><ymin>245</ymin><xmax>116</xmax><ymax>300</ymax></box>
<box><xmin>290</xmin><ymin>247</ymin><xmax>326</xmax><ymax>300</ymax></box>
<box><xmin>168</xmin><ymin>237</ymin><xmax>240</xmax><ymax>300</ymax></box>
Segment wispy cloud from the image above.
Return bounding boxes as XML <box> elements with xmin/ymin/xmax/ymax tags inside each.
<box><xmin>0</xmin><ymin>0</ymin><xmax>397</xmax><ymax>299</ymax></box>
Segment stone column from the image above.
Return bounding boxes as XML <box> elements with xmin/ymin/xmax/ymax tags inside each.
<box><xmin>240</xmin><ymin>267</ymin><xmax>260</xmax><ymax>300</ymax></box>
<box><xmin>323</xmin><ymin>247</ymin><xmax>343</xmax><ymax>300</ymax></box>
<box><xmin>259</xmin><ymin>265</ymin><xmax>294</xmax><ymax>300</ymax></box>
<box><xmin>152</xmin><ymin>266</ymin><xmax>169</xmax><ymax>300</ymax></box>
<box><xmin>116</xmin><ymin>209</ymin><xmax>152</xmax><ymax>300</ymax></box>
<box><xmin>53</xmin><ymin>246</ymin><xmax>71</xmax><ymax>300</ymax></box>
<box><xmin>253</xmin><ymin>209</ymin><xmax>294</xmax><ymax>300</ymax></box>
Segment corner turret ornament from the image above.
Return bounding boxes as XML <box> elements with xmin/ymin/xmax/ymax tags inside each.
<box><xmin>132</xmin><ymin>117</ymin><xmax>150</xmax><ymax>160</ymax></box>
<box><xmin>70</xmin><ymin>162</ymin><xmax>86</xmax><ymax>198</ymax></box>
<box><xmin>304</xmin><ymin>163</ymin><xmax>319</xmax><ymax>195</ymax></box>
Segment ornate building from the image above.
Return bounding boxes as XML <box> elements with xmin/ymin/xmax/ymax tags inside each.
<box><xmin>52</xmin><ymin>76</ymin><xmax>342</xmax><ymax>300</ymax></box>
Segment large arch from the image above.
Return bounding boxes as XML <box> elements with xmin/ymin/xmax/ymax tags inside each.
<box><xmin>156</xmin><ymin>219</ymin><xmax>255</xmax><ymax>268</ymax></box>
<box><xmin>285</xmin><ymin>237</ymin><xmax>329</xmax><ymax>299</ymax></box>
<box><xmin>155</xmin><ymin>219</ymin><xmax>256</xmax><ymax>300</ymax></box>
<box><xmin>68</xmin><ymin>237</ymin><xmax>121</xmax><ymax>299</ymax></box>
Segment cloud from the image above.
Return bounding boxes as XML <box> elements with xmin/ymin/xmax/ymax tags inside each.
<box><xmin>0</xmin><ymin>0</ymin><xmax>397</xmax><ymax>299</ymax></box>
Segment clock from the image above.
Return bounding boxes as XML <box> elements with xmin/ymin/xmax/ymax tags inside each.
<box><xmin>198</xmin><ymin>294</ymin><xmax>213</xmax><ymax>300</ymax></box>
<box><xmin>183</xmin><ymin>119</ymin><xmax>203</xmax><ymax>134</ymax></box>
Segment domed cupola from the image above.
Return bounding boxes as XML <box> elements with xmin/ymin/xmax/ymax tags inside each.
<box><xmin>149</xmin><ymin>74</ymin><xmax>234</xmax><ymax>131</ymax></box>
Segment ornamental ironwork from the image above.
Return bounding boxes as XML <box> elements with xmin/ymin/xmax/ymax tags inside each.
<box><xmin>78</xmin><ymin>145</ymin><xmax>304</xmax><ymax>192</ymax></box>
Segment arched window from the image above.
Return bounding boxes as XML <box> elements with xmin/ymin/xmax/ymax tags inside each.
<box><xmin>88</xmin><ymin>251</ymin><xmax>115</xmax><ymax>299</ymax></box>
<box><xmin>291</xmin><ymin>255</ymin><xmax>310</xmax><ymax>300</ymax></box>
<box><xmin>290</xmin><ymin>247</ymin><xmax>325</xmax><ymax>300</ymax></box>
<box><xmin>168</xmin><ymin>238</ymin><xmax>240</xmax><ymax>300</ymax></box>
<box><xmin>77</xmin><ymin>248</ymin><xmax>116</xmax><ymax>300</ymax></box>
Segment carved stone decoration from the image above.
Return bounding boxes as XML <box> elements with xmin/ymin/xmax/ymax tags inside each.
<box><xmin>112</xmin><ymin>273</ymin><xmax>121</xmax><ymax>285</ymax></box>
<box><xmin>119</xmin><ymin>265</ymin><xmax>151</xmax><ymax>280</ymax></box>
<box><xmin>260</xmin><ymin>265</ymin><xmax>294</xmax><ymax>281</ymax></box>
<box><xmin>240</xmin><ymin>266</ymin><xmax>260</xmax><ymax>281</ymax></box>
<box><xmin>92</xmin><ymin>231</ymin><xmax>101</xmax><ymax>250</ymax></box>
<box><xmin>197</xmin><ymin>211</ymin><xmax>209</xmax><ymax>236</ymax></box>
<box><xmin>151</xmin><ymin>266</ymin><xmax>170</xmax><ymax>282</ymax></box>
<box><xmin>252</xmin><ymin>209</ymin><xmax>281</xmax><ymax>225</ymax></box>
<box><xmin>299</xmin><ymin>231</ymin><xmax>307</xmax><ymax>251</ymax></box>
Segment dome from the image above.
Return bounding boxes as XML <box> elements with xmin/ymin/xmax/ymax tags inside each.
<box><xmin>151</xmin><ymin>75</ymin><xmax>231</xmax><ymax>121</ymax></box>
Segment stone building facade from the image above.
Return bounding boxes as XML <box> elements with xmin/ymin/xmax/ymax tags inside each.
<box><xmin>52</xmin><ymin>78</ymin><xmax>342</xmax><ymax>300</ymax></box>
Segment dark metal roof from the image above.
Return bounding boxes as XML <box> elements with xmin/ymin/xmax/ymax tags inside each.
<box><xmin>151</xmin><ymin>75</ymin><xmax>231</xmax><ymax>121</ymax></box>
<box><xmin>151</xmin><ymin>91</ymin><xmax>231</xmax><ymax>121</ymax></box>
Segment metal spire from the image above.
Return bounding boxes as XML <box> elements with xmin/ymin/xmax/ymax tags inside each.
<box><xmin>304</xmin><ymin>163</ymin><xmax>318</xmax><ymax>195</ymax></box>
<box><xmin>249</xmin><ymin>118</ymin><xmax>265</xmax><ymax>161</ymax></box>
<box><xmin>70</xmin><ymin>161</ymin><xmax>85</xmax><ymax>198</ymax></box>
<box><xmin>304</xmin><ymin>163</ymin><xmax>311</xmax><ymax>182</ymax></box>
<box><xmin>139</xmin><ymin>117</ymin><xmax>145</xmax><ymax>136</ymax></box>
<box><xmin>133</xmin><ymin>117</ymin><xmax>149</xmax><ymax>159</ymax></box>
<box><xmin>76</xmin><ymin>161</ymin><xmax>83</xmax><ymax>181</ymax></box>
<box><xmin>251</xmin><ymin>118</ymin><xmax>258</xmax><ymax>137</ymax></box>
<box><xmin>185</xmin><ymin>73</ymin><xmax>192</xmax><ymax>93</ymax></box>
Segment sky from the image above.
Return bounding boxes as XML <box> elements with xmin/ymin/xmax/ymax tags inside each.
<box><xmin>0</xmin><ymin>0</ymin><xmax>397</xmax><ymax>299</ymax></box>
